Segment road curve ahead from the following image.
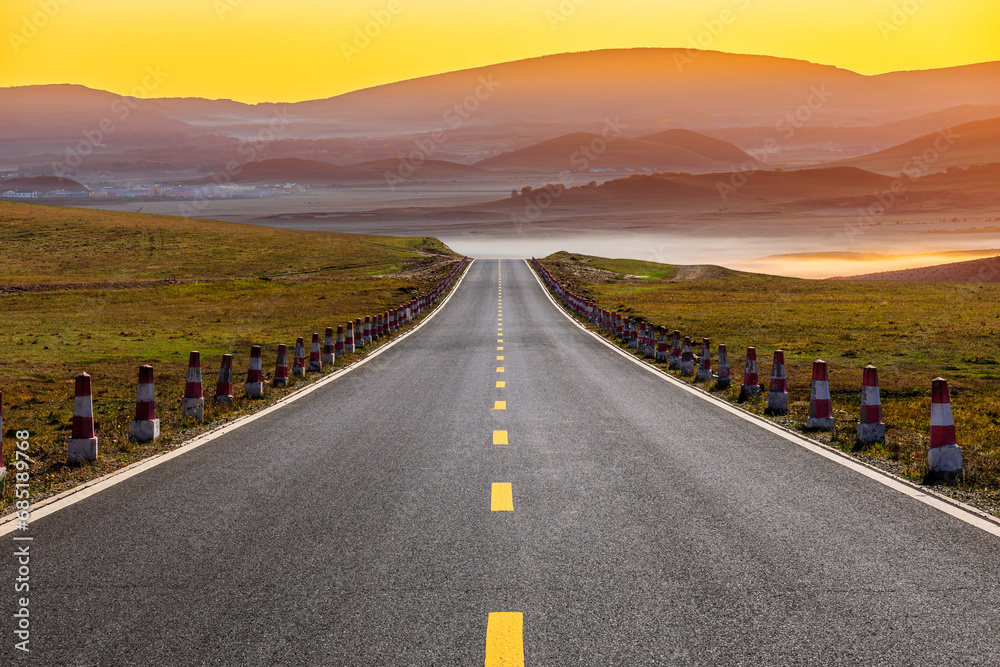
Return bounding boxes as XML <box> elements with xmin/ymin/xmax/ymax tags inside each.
<box><xmin>6</xmin><ymin>258</ymin><xmax>1000</xmax><ymax>665</ymax></box>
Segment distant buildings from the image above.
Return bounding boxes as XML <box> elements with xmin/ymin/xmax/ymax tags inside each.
<box><xmin>1</xmin><ymin>190</ymin><xmax>38</xmax><ymax>199</ymax></box>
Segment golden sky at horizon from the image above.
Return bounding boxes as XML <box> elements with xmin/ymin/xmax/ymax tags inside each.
<box><xmin>2</xmin><ymin>0</ymin><xmax>998</xmax><ymax>103</ymax></box>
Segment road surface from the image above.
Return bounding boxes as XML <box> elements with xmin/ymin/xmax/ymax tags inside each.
<box><xmin>5</xmin><ymin>258</ymin><xmax>1000</xmax><ymax>665</ymax></box>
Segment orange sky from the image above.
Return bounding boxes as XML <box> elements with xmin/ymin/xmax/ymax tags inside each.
<box><xmin>2</xmin><ymin>0</ymin><xmax>998</xmax><ymax>103</ymax></box>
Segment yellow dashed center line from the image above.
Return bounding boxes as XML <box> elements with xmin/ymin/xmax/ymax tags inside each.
<box><xmin>497</xmin><ymin>339</ymin><xmax>503</xmax><ymax>343</ymax></box>
<box><xmin>497</xmin><ymin>355</ymin><xmax>504</xmax><ymax>361</ymax></box>
<box><xmin>485</xmin><ymin>612</ymin><xmax>524</xmax><ymax>666</ymax></box>
<box><xmin>493</xmin><ymin>430</ymin><xmax>508</xmax><ymax>445</ymax></box>
<box><xmin>496</xmin><ymin>381</ymin><xmax>505</xmax><ymax>388</ymax></box>
<box><xmin>496</xmin><ymin>367</ymin><xmax>504</xmax><ymax>372</ymax></box>
<box><xmin>493</xmin><ymin>400</ymin><xmax>506</xmax><ymax>410</ymax></box>
<box><xmin>491</xmin><ymin>483</ymin><xmax>513</xmax><ymax>511</ymax></box>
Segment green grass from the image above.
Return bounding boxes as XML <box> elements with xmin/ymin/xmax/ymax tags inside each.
<box><xmin>540</xmin><ymin>251</ymin><xmax>1000</xmax><ymax>494</ymax></box>
<box><xmin>0</xmin><ymin>202</ymin><xmax>461</xmax><ymax>511</ymax></box>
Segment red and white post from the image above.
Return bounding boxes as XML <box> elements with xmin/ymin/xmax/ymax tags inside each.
<box><xmin>345</xmin><ymin>322</ymin><xmax>356</xmax><ymax>354</ymax></box>
<box><xmin>182</xmin><ymin>351</ymin><xmax>204</xmax><ymax>422</ymax></box>
<box><xmin>310</xmin><ymin>332</ymin><xmax>323</xmax><ymax>371</ymax></box>
<box><xmin>363</xmin><ymin>316</ymin><xmax>372</xmax><ymax>344</ymax></box>
<box><xmin>335</xmin><ymin>326</ymin><xmax>345</xmax><ymax>358</ymax></box>
<box><xmin>716</xmin><ymin>344</ymin><xmax>731</xmax><ymax>389</ymax></box>
<box><xmin>697</xmin><ymin>338</ymin><xmax>713</xmax><ymax>382</ymax></box>
<box><xmin>68</xmin><ymin>372</ymin><xmax>99</xmax><ymax>461</ymax></box>
<box><xmin>323</xmin><ymin>327</ymin><xmax>335</xmax><ymax>365</ymax></box>
<box><xmin>766</xmin><ymin>350</ymin><xmax>788</xmax><ymax>415</ymax></box>
<box><xmin>273</xmin><ymin>344</ymin><xmax>289</xmax><ymax>388</ymax></box>
<box><xmin>806</xmin><ymin>359</ymin><xmax>834</xmax><ymax>430</ymax></box>
<box><xmin>655</xmin><ymin>326</ymin><xmax>669</xmax><ymax>363</ymax></box>
<box><xmin>857</xmin><ymin>365</ymin><xmax>885</xmax><ymax>443</ymax></box>
<box><xmin>215</xmin><ymin>354</ymin><xmax>234</xmax><ymax>404</ymax></box>
<box><xmin>0</xmin><ymin>390</ymin><xmax>4</xmax><ymax>478</ymax></box>
<box><xmin>669</xmin><ymin>330</ymin><xmax>682</xmax><ymax>370</ymax></box>
<box><xmin>738</xmin><ymin>347</ymin><xmax>759</xmax><ymax>402</ymax></box>
<box><xmin>245</xmin><ymin>345</ymin><xmax>264</xmax><ymax>399</ymax></box>
<box><xmin>293</xmin><ymin>337</ymin><xmax>307</xmax><ymax>377</ymax></box>
<box><xmin>355</xmin><ymin>318</ymin><xmax>364</xmax><ymax>349</ymax></box>
<box><xmin>680</xmin><ymin>336</ymin><xmax>695</xmax><ymax>377</ymax></box>
<box><xmin>131</xmin><ymin>365</ymin><xmax>160</xmax><ymax>442</ymax></box>
<box><xmin>928</xmin><ymin>377</ymin><xmax>963</xmax><ymax>481</ymax></box>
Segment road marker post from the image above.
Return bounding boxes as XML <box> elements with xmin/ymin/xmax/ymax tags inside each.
<box><xmin>857</xmin><ymin>365</ymin><xmax>885</xmax><ymax>444</ymax></box>
<box><xmin>214</xmin><ymin>354</ymin><xmax>234</xmax><ymax>404</ymax></box>
<box><xmin>806</xmin><ymin>360</ymin><xmax>834</xmax><ymax>430</ymax></box>
<box><xmin>738</xmin><ymin>346</ymin><xmax>759</xmax><ymax>402</ymax></box>
<box><xmin>68</xmin><ymin>372</ymin><xmax>99</xmax><ymax>462</ymax></box>
<box><xmin>669</xmin><ymin>330</ymin><xmax>682</xmax><ymax>370</ymax></box>
<box><xmin>766</xmin><ymin>350</ymin><xmax>788</xmax><ymax>415</ymax></box>
<box><xmin>697</xmin><ymin>338</ymin><xmax>713</xmax><ymax>381</ymax></box>
<box><xmin>292</xmin><ymin>338</ymin><xmax>307</xmax><ymax>378</ymax></box>
<box><xmin>680</xmin><ymin>336</ymin><xmax>695</xmax><ymax>377</ymax></box>
<box><xmin>928</xmin><ymin>378</ymin><xmax>963</xmax><ymax>482</ymax></box>
<box><xmin>716</xmin><ymin>344</ymin><xmax>731</xmax><ymax>389</ymax></box>
<box><xmin>244</xmin><ymin>345</ymin><xmax>264</xmax><ymax>399</ymax></box>
<box><xmin>273</xmin><ymin>344</ymin><xmax>289</xmax><ymax>388</ymax></box>
<box><xmin>182</xmin><ymin>351</ymin><xmax>205</xmax><ymax>422</ymax></box>
<box><xmin>323</xmin><ymin>327</ymin><xmax>335</xmax><ymax>365</ymax></box>
<box><xmin>131</xmin><ymin>365</ymin><xmax>161</xmax><ymax>441</ymax></box>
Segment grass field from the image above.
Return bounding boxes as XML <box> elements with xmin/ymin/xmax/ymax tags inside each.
<box><xmin>538</xmin><ymin>252</ymin><xmax>1000</xmax><ymax>506</ymax></box>
<box><xmin>0</xmin><ymin>202</ymin><xmax>461</xmax><ymax>512</ymax></box>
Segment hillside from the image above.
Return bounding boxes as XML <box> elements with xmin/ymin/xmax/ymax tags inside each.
<box><xmin>197</xmin><ymin>158</ymin><xmax>380</xmax><ymax>184</ymax></box>
<box><xmin>638</xmin><ymin>129</ymin><xmax>753</xmax><ymax>164</ymax></box>
<box><xmin>474</xmin><ymin>132</ymin><xmax>731</xmax><ymax>172</ymax></box>
<box><xmin>839</xmin><ymin>254</ymin><xmax>1000</xmax><ymax>282</ymax></box>
<box><xmin>0</xmin><ymin>176</ymin><xmax>89</xmax><ymax>192</ymax></box>
<box><xmin>830</xmin><ymin>117</ymin><xmax>1000</xmax><ymax>174</ymax></box>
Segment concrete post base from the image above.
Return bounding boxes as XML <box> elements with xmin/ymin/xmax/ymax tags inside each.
<box><xmin>680</xmin><ymin>361</ymin><xmax>694</xmax><ymax>376</ymax></box>
<box><xmin>322</xmin><ymin>353</ymin><xmax>334</xmax><ymax>365</ymax></box>
<box><xmin>273</xmin><ymin>377</ymin><xmax>288</xmax><ymax>388</ymax></box>
<box><xmin>738</xmin><ymin>385</ymin><xmax>759</xmax><ymax>402</ymax></box>
<box><xmin>130</xmin><ymin>419</ymin><xmax>160</xmax><ymax>442</ymax></box>
<box><xmin>309</xmin><ymin>361</ymin><xmax>323</xmax><ymax>372</ymax></box>
<box><xmin>766</xmin><ymin>392</ymin><xmax>789</xmax><ymax>415</ymax></box>
<box><xmin>857</xmin><ymin>422</ymin><xmax>886</xmax><ymax>443</ymax></box>
<box><xmin>182</xmin><ymin>397</ymin><xmax>204</xmax><ymax>422</ymax></box>
<box><xmin>68</xmin><ymin>437</ymin><xmax>99</xmax><ymax>462</ymax></box>
<box><xmin>806</xmin><ymin>416</ymin><xmax>835</xmax><ymax>430</ymax></box>
<box><xmin>928</xmin><ymin>445</ymin><xmax>963</xmax><ymax>483</ymax></box>
<box><xmin>245</xmin><ymin>382</ymin><xmax>263</xmax><ymax>399</ymax></box>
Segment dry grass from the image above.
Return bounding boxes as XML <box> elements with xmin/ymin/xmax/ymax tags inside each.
<box><xmin>540</xmin><ymin>252</ymin><xmax>1000</xmax><ymax>507</ymax></box>
<box><xmin>0</xmin><ymin>202</ymin><xmax>461</xmax><ymax>511</ymax></box>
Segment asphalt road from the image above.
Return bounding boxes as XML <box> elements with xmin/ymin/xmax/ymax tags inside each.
<box><xmin>5</xmin><ymin>258</ymin><xmax>1000</xmax><ymax>665</ymax></box>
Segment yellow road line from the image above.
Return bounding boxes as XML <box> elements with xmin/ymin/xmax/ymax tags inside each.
<box><xmin>498</xmin><ymin>339</ymin><xmax>503</xmax><ymax>343</ymax></box>
<box><xmin>496</xmin><ymin>367</ymin><xmax>504</xmax><ymax>372</ymax></box>
<box><xmin>496</xmin><ymin>381</ymin><xmax>505</xmax><ymax>388</ymax></box>
<box><xmin>492</xmin><ymin>430</ymin><xmax>508</xmax><ymax>444</ymax></box>
<box><xmin>493</xmin><ymin>400</ymin><xmax>506</xmax><ymax>410</ymax></box>
<box><xmin>497</xmin><ymin>355</ymin><xmax>504</xmax><ymax>361</ymax></box>
<box><xmin>485</xmin><ymin>612</ymin><xmax>524</xmax><ymax>666</ymax></box>
<box><xmin>491</xmin><ymin>483</ymin><xmax>513</xmax><ymax>511</ymax></box>
<box><xmin>497</xmin><ymin>346</ymin><xmax>503</xmax><ymax>351</ymax></box>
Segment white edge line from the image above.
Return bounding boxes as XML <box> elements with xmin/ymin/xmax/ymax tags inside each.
<box><xmin>523</xmin><ymin>259</ymin><xmax>1000</xmax><ymax>539</ymax></box>
<box><xmin>0</xmin><ymin>259</ymin><xmax>477</xmax><ymax>537</ymax></box>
